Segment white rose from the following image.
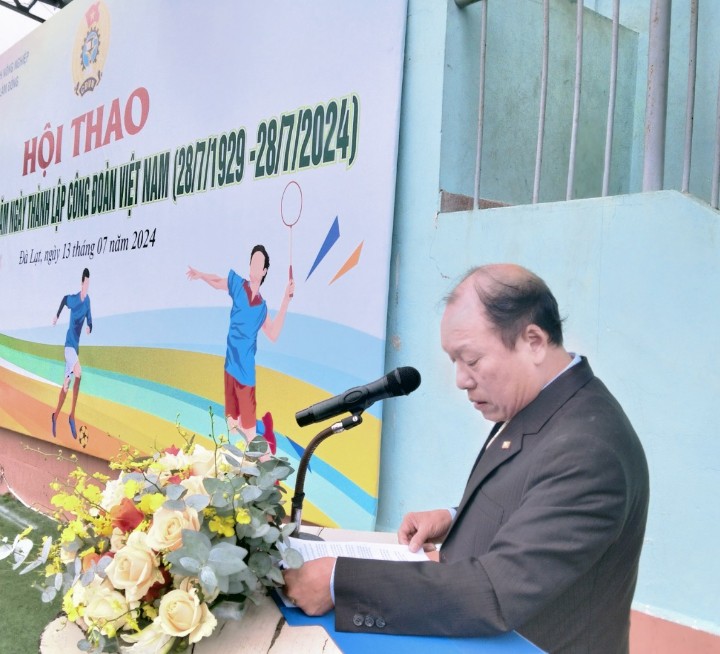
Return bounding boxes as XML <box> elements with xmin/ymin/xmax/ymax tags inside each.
<box><xmin>158</xmin><ymin>587</ymin><xmax>217</xmax><ymax>643</ymax></box>
<box><xmin>83</xmin><ymin>581</ymin><xmax>130</xmax><ymax>635</ymax></box>
<box><xmin>154</xmin><ymin>450</ymin><xmax>190</xmax><ymax>474</ymax></box>
<box><xmin>120</xmin><ymin>620</ymin><xmax>175</xmax><ymax>654</ymax></box>
<box><xmin>187</xmin><ymin>444</ymin><xmax>217</xmax><ymax>477</ymax></box>
<box><xmin>100</xmin><ymin>478</ymin><xmax>126</xmax><ymax>511</ymax></box>
<box><xmin>175</xmin><ymin>575</ymin><xmax>220</xmax><ymax>603</ymax></box>
<box><xmin>179</xmin><ymin>475</ymin><xmax>210</xmax><ymax>498</ymax></box>
<box><xmin>145</xmin><ymin>506</ymin><xmax>200</xmax><ymax>552</ymax></box>
<box><xmin>105</xmin><ymin>531</ymin><xmax>165</xmax><ymax>602</ymax></box>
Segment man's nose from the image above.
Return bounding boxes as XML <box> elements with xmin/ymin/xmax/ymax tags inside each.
<box><xmin>455</xmin><ymin>364</ymin><xmax>474</xmax><ymax>389</ymax></box>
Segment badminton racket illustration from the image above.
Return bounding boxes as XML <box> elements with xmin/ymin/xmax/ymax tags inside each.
<box><xmin>281</xmin><ymin>181</ymin><xmax>302</xmax><ymax>297</ymax></box>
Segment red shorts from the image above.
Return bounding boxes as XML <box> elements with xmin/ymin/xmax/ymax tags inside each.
<box><xmin>224</xmin><ymin>371</ymin><xmax>256</xmax><ymax>429</ymax></box>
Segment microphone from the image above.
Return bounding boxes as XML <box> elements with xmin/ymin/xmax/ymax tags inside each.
<box><xmin>295</xmin><ymin>366</ymin><xmax>421</xmax><ymax>427</ymax></box>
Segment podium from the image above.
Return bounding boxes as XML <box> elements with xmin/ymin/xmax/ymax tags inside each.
<box><xmin>40</xmin><ymin>527</ymin><xmax>544</xmax><ymax>653</ymax></box>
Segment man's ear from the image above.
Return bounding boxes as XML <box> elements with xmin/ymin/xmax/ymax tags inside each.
<box><xmin>522</xmin><ymin>324</ymin><xmax>549</xmax><ymax>362</ymax></box>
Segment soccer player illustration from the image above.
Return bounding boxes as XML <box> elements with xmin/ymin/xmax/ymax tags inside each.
<box><xmin>187</xmin><ymin>245</ymin><xmax>295</xmax><ymax>452</ymax></box>
<box><xmin>51</xmin><ymin>267</ymin><xmax>93</xmax><ymax>439</ymax></box>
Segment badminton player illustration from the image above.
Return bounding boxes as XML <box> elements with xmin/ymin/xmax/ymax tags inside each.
<box><xmin>51</xmin><ymin>267</ymin><xmax>93</xmax><ymax>439</ymax></box>
<box><xmin>187</xmin><ymin>243</ymin><xmax>295</xmax><ymax>452</ymax></box>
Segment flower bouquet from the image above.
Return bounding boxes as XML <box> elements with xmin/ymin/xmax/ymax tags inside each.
<box><xmin>0</xmin><ymin>418</ymin><xmax>304</xmax><ymax>653</ymax></box>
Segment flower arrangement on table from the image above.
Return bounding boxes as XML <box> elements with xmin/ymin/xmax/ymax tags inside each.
<box><xmin>0</xmin><ymin>419</ymin><xmax>304</xmax><ymax>654</ymax></box>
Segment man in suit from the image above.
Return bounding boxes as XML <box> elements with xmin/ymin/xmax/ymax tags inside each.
<box><xmin>283</xmin><ymin>264</ymin><xmax>649</xmax><ymax>653</ymax></box>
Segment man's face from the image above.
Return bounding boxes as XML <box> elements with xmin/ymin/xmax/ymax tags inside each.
<box><xmin>249</xmin><ymin>251</ymin><xmax>267</xmax><ymax>286</ymax></box>
<box><xmin>81</xmin><ymin>277</ymin><xmax>90</xmax><ymax>295</ymax></box>
<box><xmin>440</xmin><ymin>286</ymin><xmax>539</xmax><ymax>423</ymax></box>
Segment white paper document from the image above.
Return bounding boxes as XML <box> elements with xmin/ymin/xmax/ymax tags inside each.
<box><xmin>287</xmin><ymin>536</ymin><xmax>430</xmax><ymax>562</ymax></box>
<box><xmin>277</xmin><ymin>537</ymin><xmax>430</xmax><ymax>608</ymax></box>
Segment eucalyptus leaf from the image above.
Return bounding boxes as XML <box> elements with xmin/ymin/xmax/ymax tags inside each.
<box><xmin>165</xmin><ymin>484</ymin><xmax>187</xmax><ymax>501</ymax></box>
<box><xmin>262</xmin><ymin>526</ymin><xmax>280</xmax><ymax>544</ymax></box>
<box><xmin>281</xmin><ymin>523</ymin><xmax>297</xmax><ymax>539</ymax></box>
<box><xmin>224</xmin><ymin>443</ymin><xmax>246</xmax><ymax>459</ymax></box>
<box><xmin>178</xmin><ymin>557</ymin><xmax>201</xmax><ymax>574</ymax></box>
<box><xmin>40</xmin><ymin>536</ymin><xmax>52</xmax><ymax>562</ymax></box>
<box><xmin>185</xmin><ymin>494</ymin><xmax>211</xmax><ymax>511</ymax></box>
<box><xmin>19</xmin><ymin>557</ymin><xmax>44</xmax><ymax>575</ymax></box>
<box><xmin>178</xmin><ymin>529</ymin><xmax>212</xmax><ymax>558</ymax></box>
<box><xmin>248</xmin><ymin>551</ymin><xmax>272</xmax><ymax>577</ymax></box>
<box><xmin>282</xmin><ymin>547</ymin><xmax>305</xmax><ymax>569</ymax></box>
<box><xmin>77</xmin><ymin>638</ymin><xmax>93</xmax><ymax>651</ymax></box>
<box><xmin>42</xmin><ymin>586</ymin><xmax>58</xmax><ymax>602</ymax></box>
<box><xmin>80</xmin><ymin>568</ymin><xmax>95</xmax><ymax>586</ymax></box>
<box><xmin>265</xmin><ymin>568</ymin><xmax>285</xmax><ymax>586</ymax></box>
<box><xmin>241</xmin><ymin>485</ymin><xmax>263</xmax><ymax>502</ymax></box>
<box><xmin>96</xmin><ymin>555</ymin><xmax>113</xmax><ymax>575</ymax></box>
<box><xmin>199</xmin><ymin>565</ymin><xmax>218</xmax><ymax>592</ymax></box>
<box><xmin>251</xmin><ymin>523</ymin><xmax>271</xmax><ymax>539</ymax></box>
<box><xmin>240</xmin><ymin>465</ymin><xmax>260</xmax><ymax>477</ymax></box>
<box><xmin>162</xmin><ymin>499</ymin><xmax>186</xmax><ymax>512</ymax></box>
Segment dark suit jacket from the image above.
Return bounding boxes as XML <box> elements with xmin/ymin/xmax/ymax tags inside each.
<box><xmin>334</xmin><ymin>358</ymin><xmax>649</xmax><ymax>654</ymax></box>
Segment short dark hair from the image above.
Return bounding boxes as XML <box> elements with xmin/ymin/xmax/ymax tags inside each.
<box><xmin>451</xmin><ymin>266</ymin><xmax>564</xmax><ymax>349</ymax></box>
<box><xmin>250</xmin><ymin>245</ymin><xmax>269</xmax><ymax>285</ymax></box>
<box><xmin>82</xmin><ymin>268</ymin><xmax>90</xmax><ymax>281</ymax></box>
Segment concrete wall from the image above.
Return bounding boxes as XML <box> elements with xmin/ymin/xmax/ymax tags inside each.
<box><xmin>440</xmin><ymin>0</ymin><xmax>638</xmax><ymax>204</ymax></box>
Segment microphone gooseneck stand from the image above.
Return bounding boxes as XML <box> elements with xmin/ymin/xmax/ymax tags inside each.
<box><xmin>291</xmin><ymin>413</ymin><xmax>363</xmax><ymax>537</ymax></box>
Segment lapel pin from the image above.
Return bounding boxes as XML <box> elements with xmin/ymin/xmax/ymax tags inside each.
<box><xmin>502</xmin><ymin>440</ymin><xmax>511</xmax><ymax>450</ymax></box>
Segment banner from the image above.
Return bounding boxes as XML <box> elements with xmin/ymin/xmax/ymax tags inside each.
<box><xmin>0</xmin><ymin>0</ymin><xmax>408</xmax><ymax>529</ymax></box>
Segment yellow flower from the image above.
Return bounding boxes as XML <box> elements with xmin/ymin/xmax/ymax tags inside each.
<box><xmin>18</xmin><ymin>525</ymin><xmax>33</xmax><ymax>539</ymax></box>
<box><xmin>137</xmin><ymin>492</ymin><xmax>165</xmax><ymax>515</ymax></box>
<box><xmin>208</xmin><ymin>515</ymin><xmax>235</xmax><ymax>538</ymax></box>
<box><xmin>235</xmin><ymin>508</ymin><xmax>251</xmax><ymax>525</ymax></box>
<box><xmin>82</xmin><ymin>483</ymin><xmax>103</xmax><ymax>505</ymax></box>
<box><xmin>123</xmin><ymin>479</ymin><xmax>143</xmax><ymax>499</ymax></box>
<box><xmin>61</xmin><ymin>520</ymin><xmax>86</xmax><ymax>543</ymax></box>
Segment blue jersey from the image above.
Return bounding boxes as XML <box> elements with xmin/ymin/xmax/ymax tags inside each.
<box><xmin>59</xmin><ymin>292</ymin><xmax>92</xmax><ymax>353</ymax></box>
<box><xmin>225</xmin><ymin>269</ymin><xmax>267</xmax><ymax>386</ymax></box>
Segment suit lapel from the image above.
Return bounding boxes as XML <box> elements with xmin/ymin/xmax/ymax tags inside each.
<box><xmin>454</xmin><ymin>422</ymin><xmax>524</xmax><ymax>518</ymax></box>
<box><xmin>449</xmin><ymin>357</ymin><xmax>596</xmax><ymax>530</ymax></box>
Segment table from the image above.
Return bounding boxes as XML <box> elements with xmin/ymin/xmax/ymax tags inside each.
<box><xmin>40</xmin><ymin>527</ymin><xmax>543</xmax><ymax>653</ymax></box>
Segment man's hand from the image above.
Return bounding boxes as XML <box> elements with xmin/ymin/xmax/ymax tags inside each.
<box><xmin>398</xmin><ymin>509</ymin><xmax>453</xmax><ymax>553</ymax></box>
<box><xmin>282</xmin><ymin>557</ymin><xmax>335</xmax><ymax>616</ymax></box>
<box><xmin>52</xmin><ymin>316</ymin><xmax>57</xmax><ymax>326</ymax></box>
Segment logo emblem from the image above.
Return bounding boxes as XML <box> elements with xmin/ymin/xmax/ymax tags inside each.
<box><xmin>72</xmin><ymin>1</ymin><xmax>111</xmax><ymax>97</ymax></box>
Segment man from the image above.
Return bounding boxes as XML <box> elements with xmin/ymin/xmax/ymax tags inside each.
<box><xmin>52</xmin><ymin>267</ymin><xmax>92</xmax><ymax>439</ymax></box>
<box><xmin>283</xmin><ymin>264</ymin><xmax>649</xmax><ymax>654</ymax></box>
<box><xmin>187</xmin><ymin>245</ymin><xmax>294</xmax><ymax>449</ymax></box>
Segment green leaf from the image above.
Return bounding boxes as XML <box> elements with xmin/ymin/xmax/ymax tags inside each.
<box><xmin>178</xmin><ymin>529</ymin><xmax>212</xmax><ymax>558</ymax></box>
<box><xmin>241</xmin><ymin>486</ymin><xmax>263</xmax><ymax>502</ymax></box>
<box><xmin>262</xmin><ymin>526</ymin><xmax>280</xmax><ymax>544</ymax></box>
<box><xmin>247</xmin><ymin>551</ymin><xmax>271</xmax><ymax>577</ymax></box>
<box><xmin>163</xmin><ymin>499</ymin><xmax>186</xmax><ymax>512</ymax></box>
<box><xmin>251</xmin><ymin>523</ymin><xmax>271</xmax><ymax>539</ymax></box>
<box><xmin>265</xmin><ymin>566</ymin><xmax>285</xmax><ymax>585</ymax></box>
<box><xmin>179</xmin><ymin>557</ymin><xmax>201</xmax><ymax>574</ymax></box>
<box><xmin>200</xmin><ymin>565</ymin><xmax>218</xmax><ymax>592</ymax></box>
<box><xmin>165</xmin><ymin>484</ymin><xmax>187</xmax><ymax>501</ymax></box>
<box><xmin>41</xmin><ymin>586</ymin><xmax>57</xmax><ymax>602</ymax></box>
<box><xmin>185</xmin><ymin>495</ymin><xmax>210</xmax><ymax>511</ymax></box>
<box><xmin>282</xmin><ymin>547</ymin><xmax>304</xmax><ymax>569</ymax></box>
<box><xmin>281</xmin><ymin>523</ymin><xmax>297</xmax><ymax>539</ymax></box>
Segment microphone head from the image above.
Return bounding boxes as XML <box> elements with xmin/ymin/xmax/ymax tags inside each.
<box><xmin>393</xmin><ymin>366</ymin><xmax>421</xmax><ymax>396</ymax></box>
